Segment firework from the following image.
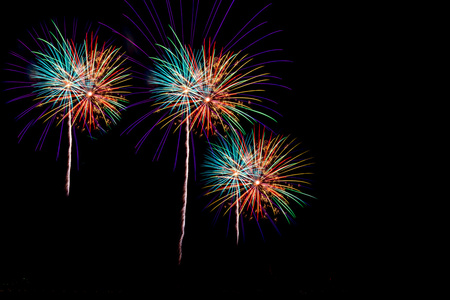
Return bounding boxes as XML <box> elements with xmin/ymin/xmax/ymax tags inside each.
<box><xmin>202</xmin><ymin>127</ymin><xmax>315</xmax><ymax>240</ymax></box>
<box><xmin>70</xmin><ymin>33</ymin><xmax>130</xmax><ymax>135</ymax></box>
<box><xmin>6</xmin><ymin>21</ymin><xmax>131</xmax><ymax>196</ymax></box>
<box><xmin>112</xmin><ymin>0</ymin><xmax>289</xmax><ymax>263</ymax></box>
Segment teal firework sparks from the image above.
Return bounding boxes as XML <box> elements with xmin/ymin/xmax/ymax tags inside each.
<box><xmin>30</xmin><ymin>27</ymin><xmax>83</xmax><ymax>123</ymax></box>
<box><xmin>202</xmin><ymin>127</ymin><xmax>315</xmax><ymax>239</ymax></box>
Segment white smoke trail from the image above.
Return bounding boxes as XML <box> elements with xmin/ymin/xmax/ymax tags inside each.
<box><xmin>65</xmin><ymin>111</ymin><xmax>72</xmax><ymax>197</ymax></box>
<box><xmin>178</xmin><ymin>117</ymin><xmax>190</xmax><ymax>264</ymax></box>
<box><xmin>236</xmin><ymin>200</ymin><xmax>239</xmax><ymax>245</ymax></box>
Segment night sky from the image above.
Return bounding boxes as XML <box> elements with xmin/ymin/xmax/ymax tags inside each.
<box><xmin>0</xmin><ymin>0</ymin><xmax>373</xmax><ymax>296</ymax></box>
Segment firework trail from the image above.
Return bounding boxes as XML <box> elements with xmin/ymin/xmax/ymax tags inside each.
<box><xmin>6</xmin><ymin>20</ymin><xmax>130</xmax><ymax>196</ymax></box>
<box><xmin>235</xmin><ymin>177</ymin><xmax>240</xmax><ymax>244</ymax></box>
<box><xmin>66</xmin><ymin>110</ymin><xmax>72</xmax><ymax>196</ymax></box>
<box><xmin>202</xmin><ymin>127</ymin><xmax>315</xmax><ymax>240</ymax></box>
<box><xmin>179</xmin><ymin>117</ymin><xmax>190</xmax><ymax>264</ymax></box>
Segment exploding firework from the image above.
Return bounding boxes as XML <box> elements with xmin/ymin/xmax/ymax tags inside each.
<box><xmin>6</xmin><ymin>20</ymin><xmax>131</xmax><ymax>196</ymax></box>
<box><xmin>141</xmin><ymin>36</ymin><xmax>277</xmax><ymax>142</ymax></box>
<box><xmin>202</xmin><ymin>127</ymin><xmax>315</xmax><ymax>240</ymax></box>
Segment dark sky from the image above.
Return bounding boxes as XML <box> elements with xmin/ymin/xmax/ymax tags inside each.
<box><xmin>0</xmin><ymin>0</ymin><xmax>372</xmax><ymax>296</ymax></box>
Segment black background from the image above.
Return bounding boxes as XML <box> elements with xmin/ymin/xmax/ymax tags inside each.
<box><xmin>0</xmin><ymin>0</ymin><xmax>379</xmax><ymax>297</ymax></box>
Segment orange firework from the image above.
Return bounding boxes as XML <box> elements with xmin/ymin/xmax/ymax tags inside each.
<box><xmin>69</xmin><ymin>34</ymin><xmax>131</xmax><ymax>135</ymax></box>
<box><xmin>186</xmin><ymin>40</ymin><xmax>274</xmax><ymax>137</ymax></box>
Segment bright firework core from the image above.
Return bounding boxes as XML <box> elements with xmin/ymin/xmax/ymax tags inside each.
<box><xmin>254</xmin><ymin>180</ymin><xmax>261</xmax><ymax>185</ymax></box>
<box><xmin>205</xmin><ymin>97</ymin><xmax>211</xmax><ymax>102</ymax></box>
<box><xmin>87</xmin><ymin>91</ymin><xmax>93</xmax><ymax>97</ymax></box>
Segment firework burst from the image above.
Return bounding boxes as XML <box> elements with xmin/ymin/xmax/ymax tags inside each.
<box><xmin>145</xmin><ymin>35</ymin><xmax>277</xmax><ymax>143</ymax></box>
<box><xmin>203</xmin><ymin>127</ymin><xmax>315</xmax><ymax>240</ymax></box>
<box><xmin>6</xmin><ymin>21</ymin><xmax>131</xmax><ymax>196</ymax></box>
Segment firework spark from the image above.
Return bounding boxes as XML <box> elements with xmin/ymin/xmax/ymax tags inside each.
<box><xmin>202</xmin><ymin>127</ymin><xmax>315</xmax><ymax>240</ymax></box>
